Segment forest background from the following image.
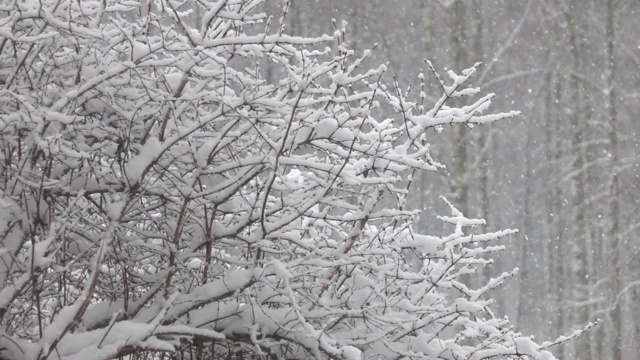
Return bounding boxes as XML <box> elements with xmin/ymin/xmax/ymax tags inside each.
<box><xmin>280</xmin><ymin>1</ymin><xmax>640</xmax><ymax>359</ymax></box>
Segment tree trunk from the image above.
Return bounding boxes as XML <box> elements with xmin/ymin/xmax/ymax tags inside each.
<box><xmin>605</xmin><ymin>0</ymin><xmax>622</xmax><ymax>358</ymax></box>
<box><xmin>546</xmin><ymin>72</ymin><xmax>566</xmax><ymax>360</ymax></box>
<box><xmin>449</xmin><ymin>0</ymin><xmax>469</xmax><ymax>215</ymax></box>
<box><xmin>566</xmin><ymin>4</ymin><xmax>590</xmax><ymax>358</ymax></box>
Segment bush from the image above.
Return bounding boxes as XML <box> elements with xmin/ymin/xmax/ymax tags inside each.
<box><xmin>0</xmin><ymin>0</ymin><xmax>578</xmax><ymax>358</ymax></box>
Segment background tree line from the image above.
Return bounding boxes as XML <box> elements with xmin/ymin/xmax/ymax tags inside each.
<box><xmin>279</xmin><ymin>0</ymin><xmax>640</xmax><ymax>359</ymax></box>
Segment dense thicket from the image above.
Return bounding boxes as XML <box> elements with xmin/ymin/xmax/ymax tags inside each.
<box><xmin>0</xmin><ymin>0</ymin><xmax>583</xmax><ymax>359</ymax></box>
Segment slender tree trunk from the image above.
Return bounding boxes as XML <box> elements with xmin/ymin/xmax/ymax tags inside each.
<box><xmin>449</xmin><ymin>0</ymin><xmax>469</xmax><ymax>215</ymax></box>
<box><xmin>546</xmin><ymin>73</ymin><xmax>566</xmax><ymax>360</ymax></box>
<box><xmin>566</xmin><ymin>5</ymin><xmax>590</xmax><ymax>358</ymax></box>
<box><xmin>471</xmin><ymin>0</ymin><xmax>491</xmax><ymax>291</ymax></box>
<box><xmin>605</xmin><ymin>0</ymin><xmax>622</xmax><ymax>359</ymax></box>
<box><xmin>516</xmin><ymin>94</ymin><xmax>534</xmax><ymax>330</ymax></box>
<box><xmin>635</xmin><ymin>289</ymin><xmax>640</xmax><ymax>358</ymax></box>
<box><xmin>288</xmin><ymin>0</ymin><xmax>301</xmax><ymax>36</ymax></box>
<box><xmin>420</xmin><ymin>1</ymin><xmax>434</xmax><ymax>54</ymax></box>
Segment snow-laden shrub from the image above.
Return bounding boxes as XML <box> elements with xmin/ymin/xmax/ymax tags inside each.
<box><xmin>0</xmin><ymin>0</ymin><xmax>586</xmax><ymax>359</ymax></box>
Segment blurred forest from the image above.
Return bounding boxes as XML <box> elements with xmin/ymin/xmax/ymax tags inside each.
<box><xmin>273</xmin><ymin>0</ymin><xmax>640</xmax><ymax>359</ymax></box>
